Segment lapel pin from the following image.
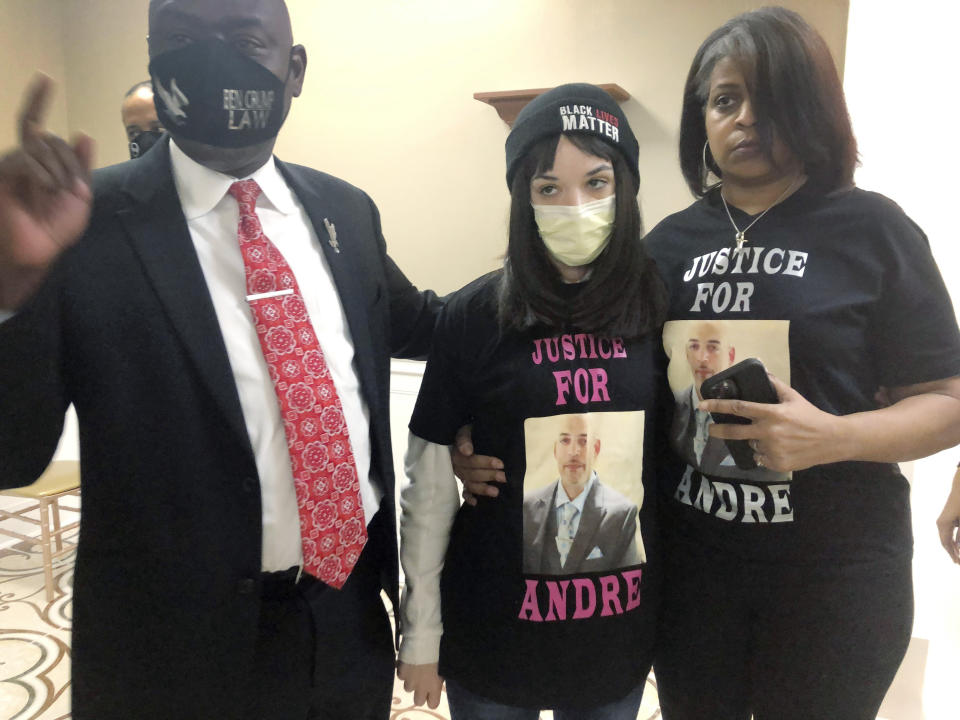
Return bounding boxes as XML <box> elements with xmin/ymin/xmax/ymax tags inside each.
<box><xmin>323</xmin><ymin>218</ymin><xmax>340</xmax><ymax>254</ymax></box>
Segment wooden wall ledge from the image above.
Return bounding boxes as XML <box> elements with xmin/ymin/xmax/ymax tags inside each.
<box><xmin>473</xmin><ymin>84</ymin><xmax>629</xmax><ymax>127</ymax></box>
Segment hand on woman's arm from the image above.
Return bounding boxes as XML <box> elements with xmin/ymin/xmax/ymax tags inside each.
<box><xmin>702</xmin><ymin>375</ymin><xmax>960</xmax><ymax>472</ymax></box>
<box><xmin>451</xmin><ymin>424</ymin><xmax>506</xmax><ymax>506</ymax></box>
<box><xmin>936</xmin><ymin>466</ymin><xmax>960</xmax><ymax>565</ymax></box>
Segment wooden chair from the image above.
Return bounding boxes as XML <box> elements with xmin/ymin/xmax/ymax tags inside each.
<box><xmin>0</xmin><ymin>460</ymin><xmax>80</xmax><ymax>602</ymax></box>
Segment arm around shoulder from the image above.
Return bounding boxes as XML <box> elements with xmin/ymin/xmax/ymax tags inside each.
<box><xmin>835</xmin><ymin>376</ymin><xmax>960</xmax><ymax>465</ymax></box>
<box><xmin>359</xmin><ymin>191</ymin><xmax>442</xmax><ymax>360</ymax></box>
<box><xmin>385</xmin><ymin>254</ymin><xmax>443</xmax><ymax>360</ymax></box>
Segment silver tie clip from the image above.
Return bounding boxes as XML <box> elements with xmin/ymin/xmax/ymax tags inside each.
<box><xmin>323</xmin><ymin>218</ymin><xmax>340</xmax><ymax>253</ymax></box>
<box><xmin>246</xmin><ymin>289</ymin><xmax>294</xmax><ymax>302</ymax></box>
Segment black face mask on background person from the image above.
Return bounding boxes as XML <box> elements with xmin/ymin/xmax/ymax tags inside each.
<box><xmin>129</xmin><ymin>129</ymin><xmax>165</xmax><ymax>159</ymax></box>
<box><xmin>148</xmin><ymin>39</ymin><xmax>290</xmax><ymax>149</ymax></box>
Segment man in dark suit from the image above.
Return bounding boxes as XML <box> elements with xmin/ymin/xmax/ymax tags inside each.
<box><xmin>121</xmin><ymin>80</ymin><xmax>164</xmax><ymax>159</ymax></box>
<box><xmin>0</xmin><ymin>1</ymin><xmax>440</xmax><ymax>718</ymax></box>
<box><xmin>522</xmin><ymin>414</ymin><xmax>642</xmax><ymax>575</ymax></box>
<box><xmin>673</xmin><ymin>388</ymin><xmax>738</xmax><ymax>476</ymax></box>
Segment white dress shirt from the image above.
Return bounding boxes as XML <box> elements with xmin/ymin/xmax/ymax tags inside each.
<box><xmin>553</xmin><ymin>471</ymin><xmax>595</xmax><ymax>534</ymax></box>
<box><xmin>169</xmin><ymin>140</ymin><xmax>380</xmax><ymax>572</ymax></box>
<box><xmin>554</xmin><ymin>472</ymin><xmax>595</xmax><ymax>567</ymax></box>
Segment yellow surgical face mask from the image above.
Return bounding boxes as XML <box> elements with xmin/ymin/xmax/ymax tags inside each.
<box><xmin>532</xmin><ymin>195</ymin><xmax>615</xmax><ymax>267</ymax></box>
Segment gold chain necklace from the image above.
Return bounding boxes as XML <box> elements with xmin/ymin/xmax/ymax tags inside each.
<box><xmin>720</xmin><ymin>175</ymin><xmax>801</xmax><ymax>252</ymax></box>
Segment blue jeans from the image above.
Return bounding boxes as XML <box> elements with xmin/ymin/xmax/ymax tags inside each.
<box><xmin>445</xmin><ymin>678</ymin><xmax>645</xmax><ymax>720</ymax></box>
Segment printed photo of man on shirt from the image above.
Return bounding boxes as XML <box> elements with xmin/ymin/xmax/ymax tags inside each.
<box><xmin>663</xmin><ymin>318</ymin><xmax>791</xmax><ymax>483</ymax></box>
<box><xmin>522</xmin><ymin>412</ymin><xmax>645</xmax><ymax>575</ymax></box>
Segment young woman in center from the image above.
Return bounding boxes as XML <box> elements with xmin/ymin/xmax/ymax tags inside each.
<box><xmin>396</xmin><ymin>83</ymin><xmax>672</xmax><ymax>718</ymax></box>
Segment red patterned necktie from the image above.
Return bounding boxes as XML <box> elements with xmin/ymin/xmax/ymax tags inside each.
<box><xmin>228</xmin><ymin>179</ymin><xmax>366</xmax><ymax>589</ymax></box>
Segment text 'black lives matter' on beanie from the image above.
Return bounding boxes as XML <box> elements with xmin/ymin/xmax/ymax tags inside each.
<box><xmin>504</xmin><ymin>83</ymin><xmax>638</xmax><ymax>189</ymax></box>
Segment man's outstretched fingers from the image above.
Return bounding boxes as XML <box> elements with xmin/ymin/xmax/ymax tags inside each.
<box><xmin>71</xmin><ymin>133</ymin><xmax>94</xmax><ymax>182</ymax></box>
<box><xmin>18</xmin><ymin>73</ymin><xmax>54</xmax><ymax>145</ymax></box>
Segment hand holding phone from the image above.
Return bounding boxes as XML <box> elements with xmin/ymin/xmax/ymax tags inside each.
<box><xmin>699</xmin><ymin>358</ymin><xmax>779</xmax><ymax>470</ymax></box>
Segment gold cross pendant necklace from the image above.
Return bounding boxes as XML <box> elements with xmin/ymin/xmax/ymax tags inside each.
<box><xmin>720</xmin><ymin>175</ymin><xmax>801</xmax><ymax>252</ymax></box>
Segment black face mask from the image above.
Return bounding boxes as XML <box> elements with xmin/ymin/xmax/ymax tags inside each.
<box><xmin>148</xmin><ymin>39</ymin><xmax>289</xmax><ymax>149</ymax></box>
<box><xmin>129</xmin><ymin>129</ymin><xmax>165</xmax><ymax>159</ymax></box>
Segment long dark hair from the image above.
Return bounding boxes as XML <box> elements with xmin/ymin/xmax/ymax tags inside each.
<box><xmin>679</xmin><ymin>6</ymin><xmax>857</xmax><ymax>196</ymax></box>
<box><xmin>497</xmin><ymin>133</ymin><xmax>666</xmax><ymax>339</ymax></box>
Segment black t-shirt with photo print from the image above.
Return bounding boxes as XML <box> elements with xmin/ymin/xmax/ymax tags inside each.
<box><xmin>409</xmin><ymin>271</ymin><xmax>675</xmax><ymax>709</ymax></box>
<box><xmin>644</xmin><ymin>184</ymin><xmax>960</xmax><ymax>568</ymax></box>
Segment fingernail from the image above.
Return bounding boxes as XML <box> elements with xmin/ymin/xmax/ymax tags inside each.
<box><xmin>493</xmin><ymin>460</ymin><xmax>504</xmax><ymax>469</ymax></box>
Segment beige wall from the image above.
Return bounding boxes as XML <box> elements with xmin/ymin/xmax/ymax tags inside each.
<box><xmin>0</xmin><ymin>0</ymin><xmax>68</xmax><ymax>147</ymax></box>
<box><xmin>845</xmin><ymin>2</ymin><xmax>960</xmax><ymax>717</ymax></box>
<box><xmin>59</xmin><ymin>0</ymin><xmax>152</xmax><ymax>162</ymax></box>
<box><xmin>2</xmin><ymin>0</ymin><xmax>848</xmax><ymax>295</ymax></box>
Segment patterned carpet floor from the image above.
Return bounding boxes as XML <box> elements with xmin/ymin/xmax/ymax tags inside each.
<box><xmin>0</xmin><ymin>527</ymin><xmax>661</xmax><ymax>720</ymax></box>
<box><xmin>0</xmin><ymin>533</ymin><xmax>74</xmax><ymax>720</ymax></box>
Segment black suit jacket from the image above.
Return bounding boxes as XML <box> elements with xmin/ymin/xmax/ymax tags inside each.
<box><xmin>0</xmin><ymin>138</ymin><xmax>440</xmax><ymax>719</ymax></box>
<box><xmin>671</xmin><ymin>386</ymin><xmax>734</xmax><ymax>475</ymax></box>
<box><xmin>522</xmin><ymin>477</ymin><xmax>641</xmax><ymax>575</ymax></box>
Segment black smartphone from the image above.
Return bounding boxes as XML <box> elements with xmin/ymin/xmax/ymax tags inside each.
<box><xmin>699</xmin><ymin>358</ymin><xmax>778</xmax><ymax>470</ymax></box>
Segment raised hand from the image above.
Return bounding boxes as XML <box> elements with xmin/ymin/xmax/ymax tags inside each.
<box><xmin>0</xmin><ymin>74</ymin><xmax>94</xmax><ymax>310</ymax></box>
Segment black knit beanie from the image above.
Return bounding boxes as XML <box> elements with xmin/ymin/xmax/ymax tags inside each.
<box><xmin>504</xmin><ymin>83</ymin><xmax>638</xmax><ymax>190</ymax></box>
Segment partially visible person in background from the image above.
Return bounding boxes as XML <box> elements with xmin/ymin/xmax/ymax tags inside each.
<box><xmin>936</xmin><ymin>463</ymin><xmax>960</xmax><ymax>564</ymax></box>
<box><xmin>121</xmin><ymin>80</ymin><xmax>164</xmax><ymax>159</ymax></box>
